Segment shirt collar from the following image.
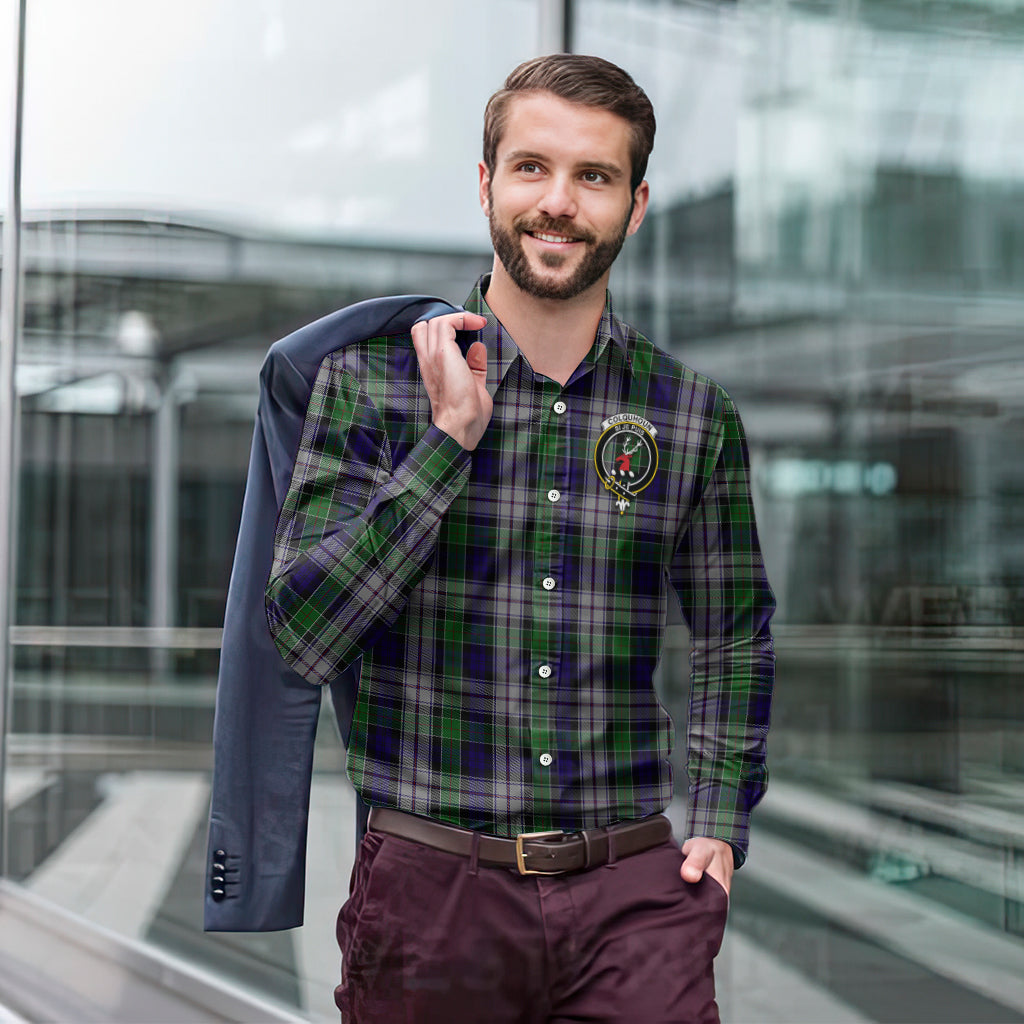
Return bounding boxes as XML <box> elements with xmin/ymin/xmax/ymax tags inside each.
<box><xmin>462</xmin><ymin>274</ymin><xmax>634</xmax><ymax>394</ymax></box>
<box><xmin>588</xmin><ymin>289</ymin><xmax>635</xmax><ymax>378</ymax></box>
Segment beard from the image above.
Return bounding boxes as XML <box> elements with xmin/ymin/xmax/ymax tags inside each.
<box><xmin>488</xmin><ymin>188</ymin><xmax>631</xmax><ymax>301</ymax></box>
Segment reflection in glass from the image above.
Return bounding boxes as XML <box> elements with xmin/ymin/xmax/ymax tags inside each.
<box><xmin>8</xmin><ymin>2</ymin><xmax>537</xmax><ymax>1018</ymax></box>
<box><xmin>578</xmin><ymin>0</ymin><xmax>1024</xmax><ymax>1020</ymax></box>
<box><xmin>4</xmin><ymin>0</ymin><xmax>1024</xmax><ymax>1020</ymax></box>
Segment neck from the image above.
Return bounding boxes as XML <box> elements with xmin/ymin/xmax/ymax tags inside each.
<box><xmin>484</xmin><ymin>259</ymin><xmax>608</xmax><ymax>386</ymax></box>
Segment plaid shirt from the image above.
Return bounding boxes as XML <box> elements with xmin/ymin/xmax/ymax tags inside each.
<box><xmin>266</xmin><ymin>276</ymin><xmax>775</xmax><ymax>863</ymax></box>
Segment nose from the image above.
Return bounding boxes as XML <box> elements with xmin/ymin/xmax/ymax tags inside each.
<box><xmin>536</xmin><ymin>174</ymin><xmax>578</xmax><ymax>220</ymax></box>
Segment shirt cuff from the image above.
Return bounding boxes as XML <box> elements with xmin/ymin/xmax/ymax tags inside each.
<box><xmin>386</xmin><ymin>421</ymin><xmax>472</xmax><ymax>511</ymax></box>
<box><xmin>686</xmin><ymin>783</ymin><xmax>752</xmax><ymax>869</ymax></box>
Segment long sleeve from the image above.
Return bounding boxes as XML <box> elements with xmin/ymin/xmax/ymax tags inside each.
<box><xmin>669</xmin><ymin>389</ymin><xmax>776</xmax><ymax>867</ymax></box>
<box><xmin>265</xmin><ymin>352</ymin><xmax>471</xmax><ymax>686</ymax></box>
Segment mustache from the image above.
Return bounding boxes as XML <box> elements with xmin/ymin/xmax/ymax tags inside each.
<box><xmin>513</xmin><ymin>216</ymin><xmax>595</xmax><ymax>245</ymax></box>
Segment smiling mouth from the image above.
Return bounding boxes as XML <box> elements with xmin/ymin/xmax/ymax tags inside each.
<box><xmin>527</xmin><ymin>230</ymin><xmax>581</xmax><ymax>244</ymax></box>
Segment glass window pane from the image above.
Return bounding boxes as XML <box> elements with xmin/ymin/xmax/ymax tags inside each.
<box><xmin>0</xmin><ymin>1</ymin><xmax>12</xmax><ymax>215</ymax></box>
<box><xmin>22</xmin><ymin>0</ymin><xmax>539</xmax><ymax>246</ymax></box>
<box><xmin>574</xmin><ymin>1</ymin><xmax>1024</xmax><ymax>1020</ymax></box>
<box><xmin>10</xmin><ymin>2</ymin><xmax>540</xmax><ymax>1019</ymax></box>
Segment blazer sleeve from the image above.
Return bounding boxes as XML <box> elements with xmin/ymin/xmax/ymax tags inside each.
<box><xmin>204</xmin><ymin>389</ymin><xmax>328</xmax><ymax>931</ymax></box>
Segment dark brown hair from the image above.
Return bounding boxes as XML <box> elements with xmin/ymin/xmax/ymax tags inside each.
<box><xmin>483</xmin><ymin>54</ymin><xmax>656</xmax><ymax>193</ymax></box>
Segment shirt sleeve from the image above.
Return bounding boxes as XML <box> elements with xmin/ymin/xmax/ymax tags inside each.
<box><xmin>668</xmin><ymin>388</ymin><xmax>776</xmax><ymax>868</ymax></box>
<box><xmin>265</xmin><ymin>352</ymin><xmax>471</xmax><ymax>686</ymax></box>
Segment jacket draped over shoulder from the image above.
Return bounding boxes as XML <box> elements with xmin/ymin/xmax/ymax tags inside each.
<box><xmin>204</xmin><ymin>295</ymin><xmax>459</xmax><ymax>932</ymax></box>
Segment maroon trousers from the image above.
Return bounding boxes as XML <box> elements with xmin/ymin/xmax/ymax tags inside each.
<box><xmin>335</xmin><ymin>825</ymin><xmax>729</xmax><ymax>1023</ymax></box>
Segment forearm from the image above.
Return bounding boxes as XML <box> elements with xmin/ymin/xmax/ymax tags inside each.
<box><xmin>685</xmin><ymin>630</ymin><xmax>775</xmax><ymax>866</ymax></box>
<box><xmin>266</xmin><ymin>380</ymin><xmax>470</xmax><ymax>685</ymax></box>
<box><xmin>672</xmin><ymin>387</ymin><xmax>776</xmax><ymax>867</ymax></box>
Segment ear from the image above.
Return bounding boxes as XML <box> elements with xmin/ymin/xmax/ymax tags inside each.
<box><xmin>625</xmin><ymin>180</ymin><xmax>650</xmax><ymax>237</ymax></box>
<box><xmin>478</xmin><ymin>161</ymin><xmax>492</xmax><ymax>216</ymax></box>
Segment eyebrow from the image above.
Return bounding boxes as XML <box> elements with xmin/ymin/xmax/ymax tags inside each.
<box><xmin>502</xmin><ymin>150</ymin><xmax>626</xmax><ymax>181</ymax></box>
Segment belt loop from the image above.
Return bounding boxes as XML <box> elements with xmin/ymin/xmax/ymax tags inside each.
<box><xmin>468</xmin><ymin>831</ymin><xmax>480</xmax><ymax>877</ymax></box>
<box><xmin>581</xmin><ymin>829</ymin><xmax>593</xmax><ymax>870</ymax></box>
<box><xmin>606</xmin><ymin>827</ymin><xmax>618</xmax><ymax>869</ymax></box>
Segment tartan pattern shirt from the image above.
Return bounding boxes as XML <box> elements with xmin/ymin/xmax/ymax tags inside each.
<box><xmin>266</xmin><ymin>275</ymin><xmax>775</xmax><ymax>864</ymax></box>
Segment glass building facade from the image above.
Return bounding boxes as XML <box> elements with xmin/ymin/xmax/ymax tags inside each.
<box><xmin>1</xmin><ymin>1</ymin><xmax>1023</xmax><ymax>1020</ymax></box>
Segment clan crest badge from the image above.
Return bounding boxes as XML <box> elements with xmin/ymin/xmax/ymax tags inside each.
<box><xmin>593</xmin><ymin>413</ymin><xmax>659</xmax><ymax>515</ymax></box>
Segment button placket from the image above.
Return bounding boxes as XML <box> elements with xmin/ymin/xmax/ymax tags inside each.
<box><xmin>530</xmin><ymin>384</ymin><xmax>568</xmax><ymax>801</ymax></box>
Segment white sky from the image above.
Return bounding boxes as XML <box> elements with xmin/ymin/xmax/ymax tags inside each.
<box><xmin>13</xmin><ymin>0</ymin><xmax>541</xmax><ymax>245</ymax></box>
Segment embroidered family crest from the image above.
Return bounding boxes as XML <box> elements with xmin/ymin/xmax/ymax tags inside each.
<box><xmin>593</xmin><ymin>413</ymin><xmax>659</xmax><ymax>515</ymax></box>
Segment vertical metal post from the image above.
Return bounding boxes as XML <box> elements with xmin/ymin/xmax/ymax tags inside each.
<box><xmin>537</xmin><ymin>0</ymin><xmax>571</xmax><ymax>53</ymax></box>
<box><xmin>653</xmin><ymin>207</ymin><xmax>670</xmax><ymax>354</ymax></box>
<box><xmin>0</xmin><ymin>0</ymin><xmax>28</xmax><ymax>878</ymax></box>
<box><xmin>149</xmin><ymin>364</ymin><xmax>179</xmax><ymax>671</ymax></box>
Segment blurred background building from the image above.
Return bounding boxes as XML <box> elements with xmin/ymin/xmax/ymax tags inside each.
<box><xmin>1</xmin><ymin>0</ymin><xmax>1023</xmax><ymax>1021</ymax></box>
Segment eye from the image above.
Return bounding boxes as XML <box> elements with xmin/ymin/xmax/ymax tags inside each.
<box><xmin>581</xmin><ymin>170</ymin><xmax>608</xmax><ymax>184</ymax></box>
<box><xmin>517</xmin><ymin>162</ymin><xmax>542</xmax><ymax>175</ymax></box>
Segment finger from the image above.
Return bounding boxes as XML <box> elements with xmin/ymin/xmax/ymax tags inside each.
<box><xmin>426</xmin><ymin>312</ymin><xmax>463</xmax><ymax>355</ymax></box>
<box><xmin>466</xmin><ymin>340</ymin><xmax>488</xmax><ymax>376</ymax></box>
<box><xmin>422</xmin><ymin>311</ymin><xmax>486</xmax><ymax>338</ymax></box>
<box><xmin>411</xmin><ymin>320</ymin><xmax>432</xmax><ymax>364</ymax></box>
<box><xmin>427</xmin><ymin>313</ymin><xmax>487</xmax><ymax>362</ymax></box>
<box><xmin>457</xmin><ymin>312</ymin><xmax>488</xmax><ymax>331</ymax></box>
<box><xmin>411</xmin><ymin>322</ymin><xmax>427</xmax><ymax>365</ymax></box>
<box><xmin>438</xmin><ymin>311</ymin><xmax>487</xmax><ymax>338</ymax></box>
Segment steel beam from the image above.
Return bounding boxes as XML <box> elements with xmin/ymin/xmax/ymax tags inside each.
<box><xmin>0</xmin><ymin>0</ymin><xmax>28</xmax><ymax>879</ymax></box>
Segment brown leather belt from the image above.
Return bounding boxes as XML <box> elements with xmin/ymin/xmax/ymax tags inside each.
<box><xmin>368</xmin><ymin>807</ymin><xmax>673</xmax><ymax>875</ymax></box>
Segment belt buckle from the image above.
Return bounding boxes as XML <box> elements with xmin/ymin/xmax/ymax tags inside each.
<box><xmin>515</xmin><ymin>830</ymin><xmax>566</xmax><ymax>876</ymax></box>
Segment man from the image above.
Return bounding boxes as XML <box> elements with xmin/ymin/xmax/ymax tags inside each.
<box><xmin>265</xmin><ymin>54</ymin><xmax>775</xmax><ymax>1023</ymax></box>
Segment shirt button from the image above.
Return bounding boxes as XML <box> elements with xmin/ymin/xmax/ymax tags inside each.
<box><xmin>541</xmin><ymin>577</ymin><xmax>556</xmax><ymax>591</ymax></box>
<box><xmin>547</xmin><ymin>489</ymin><xmax>560</xmax><ymax>503</ymax></box>
<box><xmin>538</xmin><ymin>664</ymin><xmax>552</xmax><ymax>679</ymax></box>
<box><xmin>539</xmin><ymin>752</ymin><xmax>553</xmax><ymax>767</ymax></box>
<box><xmin>552</xmin><ymin>400</ymin><xmax>567</xmax><ymax>415</ymax></box>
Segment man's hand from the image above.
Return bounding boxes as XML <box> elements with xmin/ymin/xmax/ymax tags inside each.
<box><xmin>680</xmin><ymin>836</ymin><xmax>734</xmax><ymax>896</ymax></box>
<box><xmin>411</xmin><ymin>311</ymin><xmax>490</xmax><ymax>451</ymax></box>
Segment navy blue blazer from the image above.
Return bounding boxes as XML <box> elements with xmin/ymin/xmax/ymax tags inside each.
<box><xmin>204</xmin><ymin>294</ymin><xmax>460</xmax><ymax>932</ymax></box>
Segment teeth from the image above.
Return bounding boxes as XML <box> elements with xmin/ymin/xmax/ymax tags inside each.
<box><xmin>533</xmin><ymin>232</ymin><xmax>575</xmax><ymax>244</ymax></box>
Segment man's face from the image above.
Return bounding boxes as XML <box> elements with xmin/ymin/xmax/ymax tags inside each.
<box><xmin>480</xmin><ymin>92</ymin><xmax>649</xmax><ymax>302</ymax></box>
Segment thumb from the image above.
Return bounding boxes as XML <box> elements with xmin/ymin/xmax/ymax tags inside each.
<box><xmin>680</xmin><ymin>844</ymin><xmax>710</xmax><ymax>883</ymax></box>
<box><xmin>466</xmin><ymin>340</ymin><xmax>488</xmax><ymax>376</ymax></box>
